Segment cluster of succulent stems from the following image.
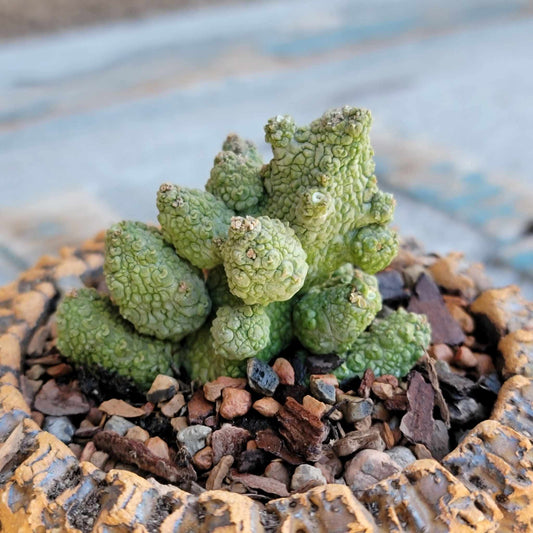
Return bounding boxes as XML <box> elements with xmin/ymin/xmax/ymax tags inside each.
<box><xmin>56</xmin><ymin>107</ymin><xmax>431</xmax><ymax>390</ymax></box>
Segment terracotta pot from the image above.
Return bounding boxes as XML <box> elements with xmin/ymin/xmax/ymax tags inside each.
<box><xmin>0</xmin><ymin>232</ymin><xmax>532</xmax><ymax>532</ymax></box>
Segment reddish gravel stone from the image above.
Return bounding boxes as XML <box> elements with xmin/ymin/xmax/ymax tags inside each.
<box><xmin>124</xmin><ymin>426</ymin><xmax>150</xmax><ymax>442</ymax></box>
<box><xmin>372</xmin><ymin>382</ymin><xmax>394</xmax><ymax>400</ymax></box>
<box><xmin>444</xmin><ymin>300</ymin><xmax>475</xmax><ymax>334</ymax></box>
<box><xmin>86</xmin><ymin>407</ymin><xmax>104</xmax><ymax>426</ymax></box>
<box><xmin>476</xmin><ymin>353</ymin><xmax>496</xmax><ymax>376</ymax></box>
<box><xmin>211</xmin><ymin>424</ymin><xmax>250</xmax><ymax>464</ymax></box>
<box><xmin>253</xmin><ymin>397</ymin><xmax>281</xmax><ymax>417</ymax></box>
<box><xmin>30</xmin><ymin>410</ymin><xmax>44</xmax><ymax>427</ymax></box>
<box><xmin>99</xmin><ymin>399</ymin><xmax>145</xmax><ymax>418</ymax></box>
<box><xmin>203</xmin><ymin>376</ymin><xmax>247</xmax><ymax>402</ymax></box>
<box><xmin>452</xmin><ymin>346</ymin><xmax>478</xmax><ymax>369</ymax></box>
<box><xmin>272</xmin><ymin>358</ymin><xmax>295</xmax><ymax>385</ymax></box>
<box><xmin>206</xmin><ymin>455</ymin><xmax>233</xmax><ymax>490</ymax></box>
<box><xmin>314</xmin><ymin>446</ymin><xmax>343</xmax><ymax>483</ymax></box>
<box><xmin>264</xmin><ymin>460</ymin><xmax>290</xmax><ymax>487</ymax></box>
<box><xmin>193</xmin><ymin>446</ymin><xmax>214</xmax><ymax>471</ymax></box>
<box><xmin>145</xmin><ymin>436</ymin><xmax>170</xmax><ymax>461</ymax></box>
<box><xmin>34</xmin><ymin>379</ymin><xmax>90</xmax><ymax>416</ymax></box>
<box><xmin>302</xmin><ymin>395</ymin><xmax>327</xmax><ymax>419</ymax></box>
<box><xmin>219</xmin><ymin>388</ymin><xmax>252</xmax><ymax>420</ymax></box>
<box><xmin>429</xmin><ymin>344</ymin><xmax>454</xmax><ymax>364</ymax></box>
<box><xmin>80</xmin><ymin>441</ymin><xmax>96</xmax><ymax>462</ymax></box>
<box><xmin>187</xmin><ymin>389</ymin><xmax>214</xmax><ymax>424</ymax></box>
<box><xmin>46</xmin><ymin>363</ymin><xmax>73</xmax><ymax>378</ymax></box>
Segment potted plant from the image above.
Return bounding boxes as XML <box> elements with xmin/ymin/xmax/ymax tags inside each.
<box><xmin>0</xmin><ymin>107</ymin><xmax>532</xmax><ymax>532</ymax></box>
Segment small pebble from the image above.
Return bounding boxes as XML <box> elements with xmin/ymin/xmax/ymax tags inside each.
<box><xmin>372</xmin><ymin>402</ymin><xmax>390</xmax><ymax>421</ymax></box>
<box><xmin>80</xmin><ymin>441</ymin><xmax>96</xmax><ymax>462</ymax></box>
<box><xmin>452</xmin><ymin>346</ymin><xmax>477</xmax><ymax>369</ymax></box>
<box><xmin>177</xmin><ymin>425</ymin><xmax>212</xmax><ymax>455</ymax></box>
<box><xmin>219</xmin><ymin>388</ymin><xmax>252</xmax><ymax>419</ymax></box>
<box><xmin>145</xmin><ymin>436</ymin><xmax>170</xmax><ymax>460</ymax></box>
<box><xmin>339</xmin><ymin>395</ymin><xmax>374</xmax><ymax>423</ymax></box>
<box><xmin>170</xmin><ymin>417</ymin><xmax>188</xmax><ymax>432</ymax></box>
<box><xmin>429</xmin><ymin>344</ymin><xmax>454</xmax><ymax>364</ymax></box>
<box><xmin>160</xmin><ymin>393</ymin><xmax>186</xmax><ymax>418</ymax></box>
<box><xmin>187</xmin><ymin>390</ymin><xmax>214</xmax><ymax>424</ymax></box>
<box><xmin>475</xmin><ymin>354</ymin><xmax>496</xmax><ymax>376</ymax></box>
<box><xmin>68</xmin><ymin>443</ymin><xmax>83</xmax><ymax>459</ymax></box>
<box><xmin>99</xmin><ymin>399</ymin><xmax>145</xmax><ymax>418</ymax></box>
<box><xmin>203</xmin><ymin>376</ymin><xmax>247</xmax><ymax>402</ymax></box>
<box><xmin>253</xmin><ymin>397</ymin><xmax>281</xmax><ymax>417</ymax></box>
<box><xmin>104</xmin><ymin>415</ymin><xmax>135</xmax><ymax>436</ymax></box>
<box><xmin>30</xmin><ymin>411</ymin><xmax>44</xmax><ymax>427</ymax></box>
<box><xmin>309</xmin><ymin>376</ymin><xmax>336</xmax><ymax>404</ymax></box>
<box><xmin>26</xmin><ymin>364</ymin><xmax>45</xmax><ymax>380</ymax></box>
<box><xmin>247</xmin><ymin>358</ymin><xmax>279</xmax><ymax>396</ymax></box>
<box><xmin>290</xmin><ymin>464</ymin><xmax>327</xmax><ymax>491</ymax></box>
<box><xmin>344</xmin><ymin>449</ymin><xmax>402</xmax><ymax>493</ymax></box>
<box><xmin>146</xmin><ymin>374</ymin><xmax>179</xmax><ymax>404</ymax></box>
<box><xmin>193</xmin><ymin>446</ymin><xmax>214</xmax><ymax>470</ymax></box>
<box><xmin>43</xmin><ymin>415</ymin><xmax>76</xmax><ymax>444</ymax></box>
<box><xmin>371</xmin><ymin>382</ymin><xmax>394</xmax><ymax>400</ymax></box>
<box><xmin>264</xmin><ymin>460</ymin><xmax>290</xmax><ymax>487</ymax></box>
<box><xmin>314</xmin><ymin>447</ymin><xmax>343</xmax><ymax>483</ymax></box>
<box><xmin>302</xmin><ymin>395</ymin><xmax>327</xmax><ymax>419</ymax></box>
<box><xmin>385</xmin><ymin>446</ymin><xmax>417</xmax><ymax>468</ymax></box>
<box><xmin>90</xmin><ymin>451</ymin><xmax>109</xmax><ymax>470</ymax></box>
<box><xmin>86</xmin><ymin>407</ymin><xmax>104</xmax><ymax>426</ymax></box>
<box><xmin>413</xmin><ymin>443</ymin><xmax>433</xmax><ymax>460</ymax></box>
<box><xmin>379</xmin><ymin>422</ymin><xmax>395</xmax><ymax>449</ymax></box>
<box><xmin>328</xmin><ymin>408</ymin><xmax>343</xmax><ymax>421</ymax></box>
<box><xmin>354</xmin><ymin>415</ymin><xmax>372</xmax><ymax>432</ymax></box>
<box><xmin>206</xmin><ymin>455</ymin><xmax>233</xmax><ymax>491</ymax></box>
<box><xmin>47</xmin><ymin>363</ymin><xmax>73</xmax><ymax>378</ymax></box>
<box><xmin>445</xmin><ymin>301</ymin><xmax>475</xmax><ymax>333</ymax></box>
<box><xmin>272</xmin><ymin>358</ymin><xmax>295</xmax><ymax>385</ymax></box>
<box><xmin>124</xmin><ymin>425</ymin><xmax>150</xmax><ymax>442</ymax></box>
<box><xmin>211</xmin><ymin>424</ymin><xmax>250</xmax><ymax>464</ymax></box>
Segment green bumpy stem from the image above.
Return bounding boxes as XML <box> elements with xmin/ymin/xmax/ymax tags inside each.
<box><xmin>56</xmin><ymin>288</ymin><xmax>174</xmax><ymax>390</ymax></box>
<box><xmin>211</xmin><ymin>305</ymin><xmax>271</xmax><ymax>361</ymax></box>
<box><xmin>104</xmin><ymin>221</ymin><xmax>211</xmax><ymax>342</ymax></box>
<box><xmin>261</xmin><ymin>106</ymin><xmax>398</xmax><ymax>285</ymax></box>
<box><xmin>157</xmin><ymin>183</ymin><xmax>234</xmax><ymax>269</ymax></box>
<box><xmin>206</xmin><ymin>134</ymin><xmax>265</xmax><ymax>214</ymax></box>
<box><xmin>347</xmin><ymin>224</ymin><xmax>399</xmax><ymax>275</ymax></box>
<box><xmin>293</xmin><ymin>268</ymin><xmax>382</xmax><ymax>354</ymax></box>
<box><xmin>181</xmin><ymin>299</ymin><xmax>293</xmax><ymax>382</ymax></box>
<box><xmin>180</xmin><ymin>324</ymin><xmax>244</xmax><ymax>383</ymax></box>
<box><xmin>220</xmin><ymin>215</ymin><xmax>308</xmax><ymax>305</ymax></box>
<box><xmin>333</xmin><ymin>308</ymin><xmax>431</xmax><ymax>380</ymax></box>
<box><xmin>205</xmin><ymin>267</ymin><xmax>293</xmax><ymax>364</ymax></box>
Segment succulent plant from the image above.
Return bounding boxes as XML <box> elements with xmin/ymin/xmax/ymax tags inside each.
<box><xmin>56</xmin><ymin>107</ymin><xmax>430</xmax><ymax>389</ymax></box>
